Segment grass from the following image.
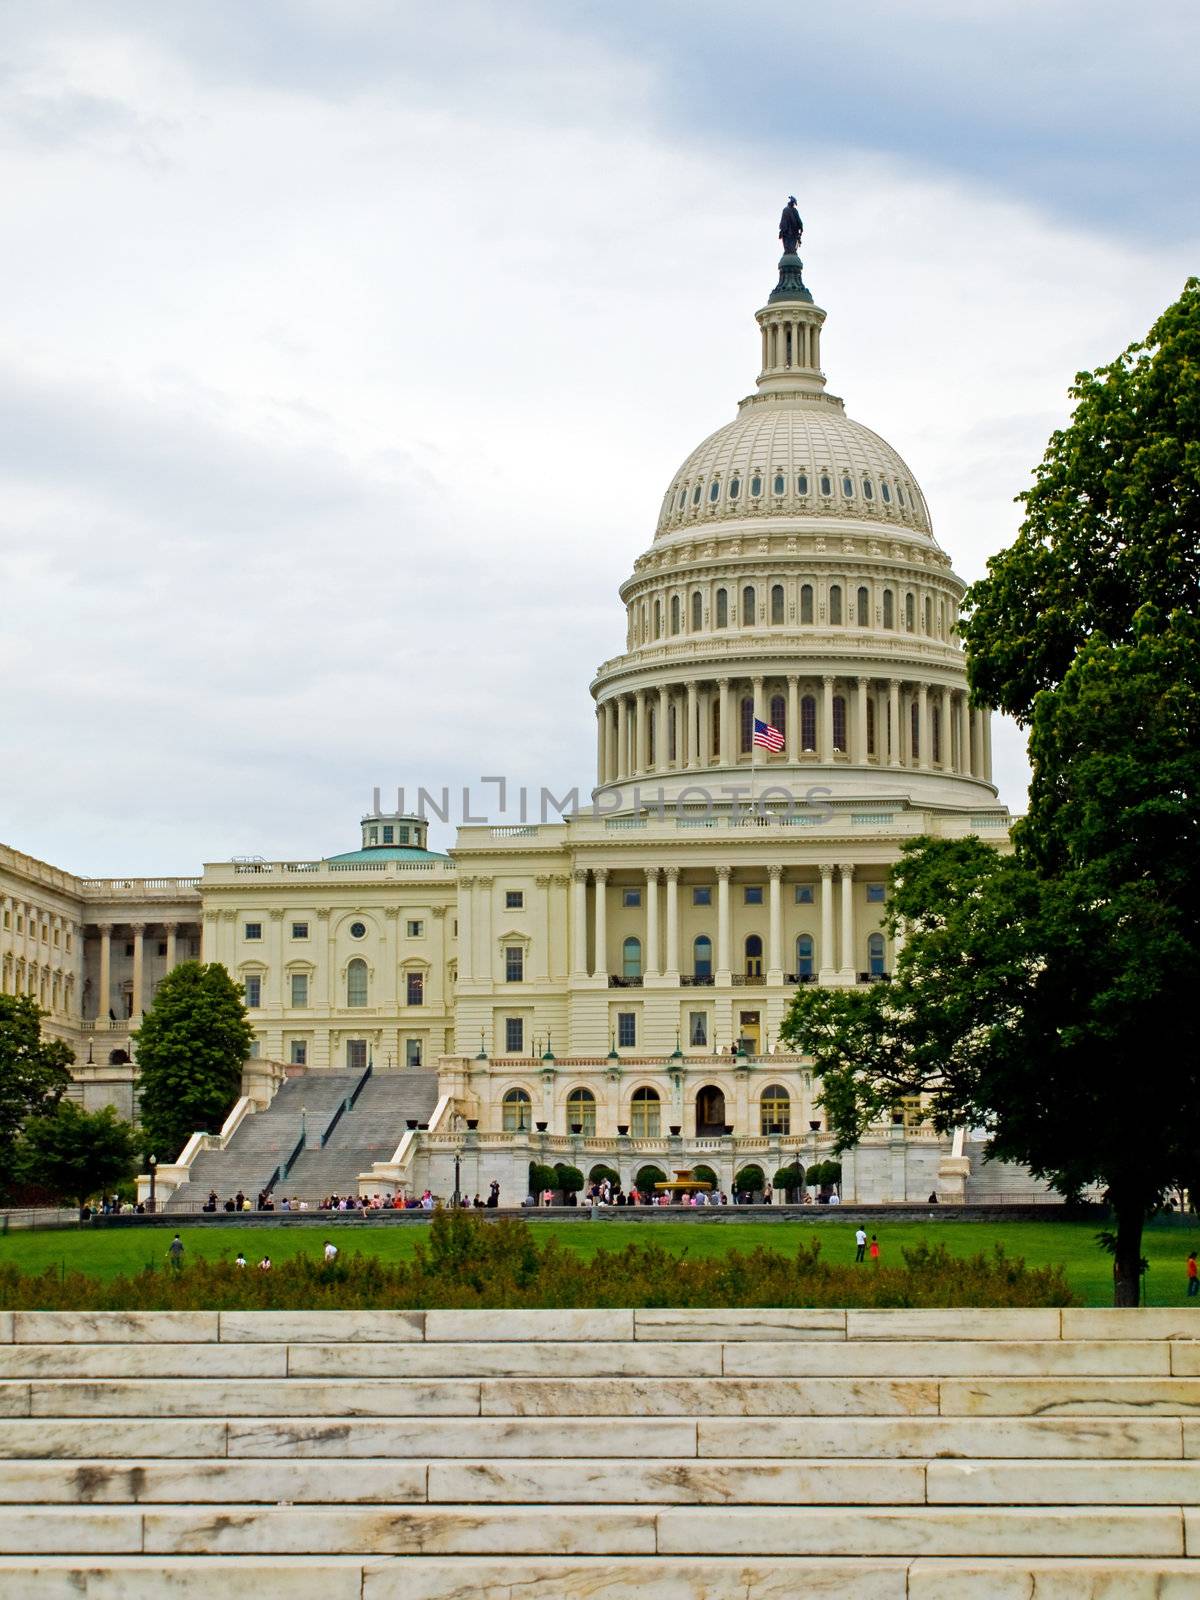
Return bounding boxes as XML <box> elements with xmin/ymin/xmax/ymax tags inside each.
<box><xmin>3</xmin><ymin>1216</ymin><xmax>1198</xmax><ymax>1306</ymax></box>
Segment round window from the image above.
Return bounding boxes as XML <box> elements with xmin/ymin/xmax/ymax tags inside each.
<box><xmin>349</xmin><ymin>921</ymin><xmax>367</xmax><ymax>939</ymax></box>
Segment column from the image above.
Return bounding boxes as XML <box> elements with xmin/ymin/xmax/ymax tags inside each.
<box><xmin>164</xmin><ymin>922</ymin><xmax>178</xmax><ymax>971</ymax></box>
<box><xmin>917</xmin><ymin>684</ymin><xmax>931</xmax><ymax>770</ymax></box>
<box><xmin>888</xmin><ymin>680</ymin><xmax>901</xmax><ymax>768</ymax></box>
<box><xmin>569</xmin><ymin>869</ymin><xmax>588</xmax><ymax>978</ymax></box>
<box><xmin>752</xmin><ymin>674</ymin><xmax>765</xmax><ymax>728</ymax></box>
<box><xmin>840</xmin><ymin>865</ymin><xmax>855</xmax><ymax>978</ymax></box>
<box><xmin>459</xmin><ymin>876</ymin><xmax>475</xmax><ymax>982</ymax></box>
<box><xmin>616</xmin><ymin>697</ymin><xmax>628</xmax><ymax>780</ymax></box>
<box><xmin>855</xmin><ymin>677</ymin><xmax>869</xmax><ymax>764</ymax></box>
<box><xmin>818</xmin><ymin>865</ymin><xmax>835</xmax><ymax>981</ymax></box>
<box><xmin>608</xmin><ymin>701</ymin><xmax>619</xmax><ymax>783</ymax></box>
<box><xmin>940</xmin><ymin>685</ymin><xmax>952</xmax><ymax>770</ymax></box>
<box><xmin>821</xmin><ymin>675</ymin><xmax>834</xmax><ymax>762</ymax></box>
<box><xmin>787</xmin><ymin>675</ymin><xmax>800</xmax><ymax>761</ymax></box>
<box><xmin>97</xmin><ymin>923</ymin><xmax>112</xmax><ymax>1022</ymax></box>
<box><xmin>972</xmin><ymin>707</ymin><xmax>986</xmax><ymax>778</ymax></box>
<box><xmin>716</xmin><ymin>866</ymin><xmax>732</xmax><ymax>983</ymax></box>
<box><xmin>686</xmin><ymin>683</ymin><xmax>699</xmax><ymax>770</ymax></box>
<box><xmin>645</xmin><ymin>868</ymin><xmax>660</xmax><ymax>977</ymax></box>
<box><xmin>664</xmin><ymin>866</ymin><xmax>680</xmax><ymax>978</ymax></box>
<box><xmin>767</xmin><ymin>865</ymin><xmax>783</xmax><ymax>983</ymax></box>
<box><xmin>718</xmin><ymin>678</ymin><xmax>732</xmax><ymax>766</ymax></box>
<box><xmin>130</xmin><ymin>923</ymin><xmax>146</xmax><ymax>1018</ymax></box>
<box><xmin>635</xmin><ymin>691</ymin><xmax>648</xmax><ymax>775</ymax></box>
<box><xmin>982</xmin><ymin>710</ymin><xmax>993</xmax><ymax>782</ymax></box>
<box><xmin>596</xmin><ymin>704</ymin><xmax>606</xmax><ymax>784</ymax></box>
<box><xmin>957</xmin><ymin>693</ymin><xmax>970</xmax><ymax>776</ymax></box>
<box><xmin>592</xmin><ymin>868</ymin><xmax>608</xmax><ymax>978</ymax></box>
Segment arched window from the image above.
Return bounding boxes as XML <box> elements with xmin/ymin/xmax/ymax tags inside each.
<box><xmin>692</xmin><ymin>483</ymin><xmax>702</xmax><ymax>505</ymax></box>
<box><xmin>867</xmin><ymin>695</ymin><xmax>876</xmax><ymax>756</ymax></box>
<box><xmin>648</xmin><ymin>708</ymin><xmax>656</xmax><ymax>767</ymax></box>
<box><xmin>801</xmin><ymin>695</ymin><xmax>817</xmax><ymax>751</ymax></box>
<box><xmin>910</xmin><ymin>700</ymin><xmax>920</xmax><ymax>762</ymax></box>
<box><xmin>868</xmin><ymin>932</ymin><xmax>886</xmax><ymax>976</ymax></box>
<box><xmin>932</xmin><ymin>703</ymin><xmax>941</xmax><ymax>765</ymax></box>
<box><xmin>881</xmin><ymin>481</ymin><xmax>892</xmax><ymax>503</ymax></box>
<box><xmin>800</xmin><ymin>584</ymin><xmax>814</xmax><ymax>624</ymax></box>
<box><xmin>503</xmin><ymin>1088</ymin><xmax>531</xmax><ymax>1132</ymax></box>
<box><xmin>771</xmin><ymin>583</ymin><xmax>784</xmax><ymax>624</ymax></box>
<box><xmin>795</xmin><ymin>934</ymin><xmax>814</xmax><ymax>978</ymax></box>
<box><xmin>670</xmin><ymin>594</ymin><xmax>681</xmax><ymax>634</ymax></box>
<box><xmin>750</xmin><ymin>474</ymin><xmax>762</xmax><ymax>497</ymax></box>
<box><xmin>862</xmin><ymin>478</ymin><xmax>874</xmax><ymax>500</ymax></box>
<box><xmin>715</xmin><ymin>588</ymin><xmax>728</xmax><ymax>628</ymax></box>
<box><xmin>857</xmin><ymin>585</ymin><xmax>869</xmax><ymax>625</ymax></box>
<box><xmin>693</xmin><ymin>935</ymin><xmax>712</xmax><ymax>978</ymax></box>
<box><xmin>905</xmin><ymin>592</ymin><xmax>915</xmax><ymax>633</ymax></box>
<box><xmin>773</xmin><ymin>472</ymin><xmax>786</xmax><ymax>495</ymax></box>
<box><xmin>741</xmin><ymin>585</ymin><xmax>756</xmax><ymax>625</ymax></box>
<box><xmin>832</xmin><ymin>695</ymin><xmax>847</xmax><ymax>752</ymax></box>
<box><xmin>883</xmin><ymin>590</ymin><xmax>895</xmax><ymax>629</ymax></box>
<box><xmin>769</xmin><ymin>693</ymin><xmax>786</xmax><ymax>742</ymax></box>
<box><xmin>346</xmin><ymin>958</ymin><xmax>368</xmax><ymax>1008</ymax></box>
<box><xmin>708</xmin><ymin>480</ymin><xmax>720</xmax><ymax>502</ymax></box>
<box><xmin>760</xmin><ymin>1085</ymin><xmax>791</xmax><ymax>1135</ymax></box>
<box><xmin>740</xmin><ymin>696</ymin><xmax>754</xmax><ymax>753</ymax></box>
<box><xmin>631</xmin><ymin>1086</ymin><xmax>661</xmax><ymax>1137</ymax></box>
<box><xmin>897</xmin><ymin>485</ymin><xmax>906</xmax><ymax>507</ymax></box>
<box><xmin>691</xmin><ymin>591</ymin><xmax>702</xmax><ymax>631</ymax></box>
<box><xmin>677</xmin><ymin>487</ymin><xmax>686</xmax><ymax>511</ymax></box>
<box><xmin>924</xmin><ymin>595</ymin><xmax>932</xmax><ymax>635</ymax></box>
<box><xmin>797</xmin><ymin>472</ymin><xmax>809</xmax><ymax>495</ymax></box>
<box><xmin>842</xmin><ymin>474</ymin><xmax>854</xmax><ymax>497</ymax></box>
<box><xmin>820</xmin><ymin>473</ymin><xmax>832</xmax><ymax>496</ymax></box>
<box><xmin>566</xmin><ymin>1087</ymin><xmax>596</xmax><ymax>1135</ymax></box>
<box><xmin>744</xmin><ymin>934</ymin><xmax>763</xmax><ymax>978</ymax></box>
<box><xmin>622</xmin><ymin>937</ymin><xmax>642</xmax><ymax>980</ymax></box>
<box><xmin>711</xmin><ymin>696</ymin><xmax>720</xmax><ymax>758</ymax></box>
<box><xmin>729</xmin><ymin>477</ymin><xmax>741</xmax><ymax>500</ymax></box>
<box><xmin>653</xmin><ymin>598</ymin><xmax>662</xmax><ymax>639</ymax></box>
<box><xmin>829</xmin><ymin>584</ymin><xmax>843</xmax><ymax>625</ymax></box>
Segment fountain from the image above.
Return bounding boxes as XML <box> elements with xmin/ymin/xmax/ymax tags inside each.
<box><xmin>653</xmin><ymin>1168</ymin><xmax>714</xmax><ymax>1198</ymax></box>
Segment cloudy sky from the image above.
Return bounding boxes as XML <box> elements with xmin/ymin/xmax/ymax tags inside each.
<box><xmin>1</xmin><ymin>0</ymin><xmax>1196</xmax><ymax>874</ymax></box>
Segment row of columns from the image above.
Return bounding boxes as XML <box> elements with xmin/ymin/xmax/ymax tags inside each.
<box><xmin>91</xmin><ymin>921</ymin><xmax>188</xmax><ymax>1022</ymax></box>
<box><xmin>570</xmin><ymin>864</ymin><xmax>868</xmax><ymax>984</ymax></box>
<box><xmin>596</xmin><ymin>676</ymin><xmax>992</xmax><ymax>785</ymax></box>
<box><xmin>760</xmin><ymin>314</ymin><xmax>820</xmax><ymax>375</ymax></box>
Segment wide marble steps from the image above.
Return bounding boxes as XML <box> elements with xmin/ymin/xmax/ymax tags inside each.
<box><xmin>1</xmin><ymin>1306</ymin><xmax>1199</xmax><ymax>1597</ymax></box>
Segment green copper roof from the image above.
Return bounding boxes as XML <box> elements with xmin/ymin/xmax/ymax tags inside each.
<box><xmin>324</xmin><ymin>846</ymin><xmax>451</xmax><ymax>863</ymax></box>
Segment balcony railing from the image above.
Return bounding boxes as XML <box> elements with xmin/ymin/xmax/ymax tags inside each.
<box><xmin>681</xmin><ymin>973</ymin><xmax>714</xmax><ymax>986</ymax></box>
<box><xmin>730</xmin><ymin>973</ymin><xmax>765</xmax><ymax>986</ymax></box>
<box><xmin>608</xmin><ymin>975</ymin><xmax>644</xmax><ymax>988</ymax></box>
<box><xmin>784</xmin><ymin>972</ymin><xmax>817</xmax><ymax>985</ymax></box>
<box><xmin>858</xmin><ymin>971</ymin><xmax>891</xmax><ymax>984</ymax></box>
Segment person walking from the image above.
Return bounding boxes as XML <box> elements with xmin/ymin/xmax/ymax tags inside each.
<box><xmin>1188</xmin><ymin>1251</ymin><xmax>1198</xmax><ymax>1298</ymax></box>
<box><xmin>855</xmin><ymin>1227</ymin><xmax>867</xmax><ymax>1263</ymax></box>
<box><xmin>868</xmin><ymin>1234</ymin><xmax>880</xmax><ymax>1262</ymax></box>
<box><xmin>166</xmin><ymin>1234</ymin><xmax>184</xmax><ymax>1270</ymax></box>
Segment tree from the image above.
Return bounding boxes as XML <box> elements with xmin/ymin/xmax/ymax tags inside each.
<box><xmin>133</xmin><ymin>962</ymin><xmax>256</xmax><ymax>1161</ymax></box>
<box><xmin>0</xmin><ymin>994</ymin><xmax>73</xmax><ymax>1195</ymax></box>
<box><xmin>16</xmin><ymin>1102</ymin><xmax>138</xmax><ymax>1206</ymax></box>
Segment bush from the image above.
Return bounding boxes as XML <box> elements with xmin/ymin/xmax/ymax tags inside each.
<box><xmin>635</xmin><ymin>1165</ymin><xmax>667</xmax><ymax>1193</ymax></box>
<box><xmin>735</xmin><ymin>1164</ymin><xmax>765</xmax><ymax>1195</ymax></box>
<box><xmin>529</xmin><ymin>1162</ymin><xmax>557</xmax><ymax>1194</ymax></box>
<box><xmin>774</xmin><ymin>1164</ymin><xmax>805</xmax><ymax>1197</ymax></box>
<box><xmin>553</xmin><ymin>1163</ymin><xmax>584</xmax><ymax>1199</ymax></box>
<box><xmin>588</xmin><ymin>1164</ymin><xmax>620</xmax><ymax>1188</ymax></box>
<box><xmin>692</xmin><ymin>1165</ymin><xmax>719</xmax><ymax>1189</ymax></box>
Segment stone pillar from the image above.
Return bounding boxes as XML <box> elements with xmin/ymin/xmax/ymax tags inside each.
<box><xmin>918</xmin><ymin>684</ymin><xmax>930</xmax><ymax>770</ymax></box>
<box><xmin>657</xmin><ymin>686</ymin><xmax>669</xmax><ymax>772</ymax></box>
<box><xmin>635</xmin><ymin>691</ymin><xmax>648</xmax><ymax>776</ymax></box>
<box><xmin>752</xmin><ymin>674</ymin><xmax>765</xmax><ymax>729</ymax></box>
<box><xmin>458</xmin><ymin>876</ymin><xmax>475</xmax><ymax>982</ymax></box>
<box><xmin>982</xmin><ymin>710</ymin><xmax>993</xmax><ymax>782</ymax></box>
<box><xmin>164</xmin><ymin>922</ymin><xmax>178</xmax><ymax>971</ymax></box>
<box><xmin>957</xmin><ymin>693</ymin><xmax>970</xmax><ymax>776</ymax></box>
<box><xmin>840</xmin><ymin>865</ymin><xmax>855</xmax><ymax>978</ymax></box>
<box><xmin>821</xmin><ymin>675</ymin><xmax>835</xmax><ymax>762</ymax></box>
<box><xmin>787</xmin><ymin>675</ymin><xmax>800</xmax><ymax>761</ymax></box>
<box><xmin>130</xmin><ymin>923</ymin><xmax>146</xmax><ymax>1018</ymax></box>
<box><xmin>572</xmin><ymin>870</ymin><xmax>592</xmax><ymax>979</ymax></box>
<box><xmin>972</xmin><ymin>707</ymin><xmax>986</xmax><ymax>778</ymax></box>
<box><xmin>592</xmin><ymin>868</ymin><xmax>608</xmax><ymax>978</ymax></box>
<box><xmin>819</xmin><ymin>865</ymin><xmax>835</xmax><ymax>981</ymax></box>
<box><xmin>767</xmin><ymin>865</ymin><xmax>783</xmax><ymax>983</ymax></box>
<box><xmin>686</xmin><ymin>683</ymin><xmax>699</xmax><ymax>769</ymax></box>
<box><xmin>716</xmin><ymin>866</ymin><xmax>732</xmax><ymax>984</ymax></box>
<box><xmin>718</xmin><ymin>678</ymin><xmax>732</xmax><ymax>767</ymax></box>
<box><xmin>616</xmin><ymin>697</ymin><xmax>628</xmax><ymax>781</ymax></box>
<box><xmin>855</xmin><ymin>676</ymin><xmax>869</xmax><ymax>765</ymax></box>
<box><xmin>644</xmin><ymin>868</ymin><xmax>660</xmax><ymax>978</ymax></box>
<box><xmin>888</xmin><ymin>680</ymin><xmax>901</xmax><ymax>768</ymax></box>
<box><xmin>664</xmin><ymin>866</ymin><xmax>680</xmax><ymax>979</ymax></box>
<box><xmin>940</xmin><ymin>685</ymin><xmax>952</xmax><ymax>770</ymax></box>
<box><xmin>97</xmin><ymin>923</ymin><xmax>112</xmax><ymax>1022</ymax></box>
<box><xmin>596</xmin><ymin>704</ymin><xmax>606</xmax><ymax>785</ymax></box>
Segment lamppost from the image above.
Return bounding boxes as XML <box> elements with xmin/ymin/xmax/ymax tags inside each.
<box><xmin>452</xmin><ymin>1138</ymin><xmax>464</xmax><ymax>1208</ymax></box>
<box><xmin>147</xmin><ymin>1154</ymin><xmax>157</xmax><ymax>1214</ymax></box>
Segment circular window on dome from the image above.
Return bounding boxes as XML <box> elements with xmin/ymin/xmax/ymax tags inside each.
<box><xmin>819</xmin><ymin>473</ymin><xmax>831</xmax><ymax>496</ymax></box>
<box><xmin>774</xmin><ymin>473</ymin><xmax>786</xmax><ymax>495</ymax></box>
<box><xmin>709</xmin><ymin>481</ymin><xmax>720</xmax><ymax>502</ymax></box>
<box><xmin>797</xmin><ymin>473</ymin><xmax>809</xmax><ymax>495</ymax></box>
<box><xmin>863</xmin><ymin>479</ymin><xmax>874</xmax><ymax>500</ymax></box>
<box><xmin>842</xmin><ymin>475</ymin><xmax>854</xmax><ymax>497</ymax></box>
<box><xmin>692</xmin><ymin>484</ymin><xmax>702</xmax><ymax>505</ymax></box>
<box><xmin>750</xmin><ymin>475</ymin><xmax>762</xmax><ymax>497</ymax></box>
<box><xmin>349</xmin><ymin>921</ymin><xmax>367</xmax><ymax>940</ymax></box>
<box><xmin>729</xmin><ymin>477</ymin><xmax>740</xmax><ymax>500</ymax></box>
<box><xmin>881</xmin><ymin>482</ymin><xmax>892</xmax><ymax>503</ymax></box>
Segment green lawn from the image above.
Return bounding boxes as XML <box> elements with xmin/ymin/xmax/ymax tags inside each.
<box><xmin>4</xmin><ymin>1216</ymin><xmax>1198</xmax><ymax>1307</ymax></box>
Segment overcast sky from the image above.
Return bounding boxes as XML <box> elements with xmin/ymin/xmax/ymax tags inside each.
<box><xmin>1</xmin><ymin>0</ymin><xmax>1196</xmax><ymax>875</ymax></box>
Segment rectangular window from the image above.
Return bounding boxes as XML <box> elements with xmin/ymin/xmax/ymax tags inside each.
<box><xmin>406</xmin><ymin>920</ymin><xmax>424</xmax><ymax>938</ymax></box>
<box><xmin>505</xmin><ymin>1016</ymin><xmax>524</xmax><ymax>1053</ymax></box>
<box><xmin>291</xmin><ymin>922</ymin><xmax>309</xmax><ymax>940</ymax></box>
<box><xmin>124</xmin><ymin>942</ymin><xmax>134</xmax><ymax>957</ymax></box>
<box><xmin>795</xmin><ymin>885</ymin><xmax>814</xmax><ymax>904</ymax></box>
<box><xmin>617</xmin><ymin>1011</ymin><xmax>637</xmax><ymax>1048</ymax></box>
<box><xmin>505</xmin><ymin>946</ymin><xmax>524</xmax><ymax>983</ymax></box>
<box><xmin>622</xmin><ymin>888</ymin><xmax>642</xmax><ymax>908</ymax></box>
<box><xmin>157</xmin><ymin>942</ymin><xmax>167</xmax><ymax>957</ymax></box>
<box><xmin>382</xmin><ymin>825</ymin><xmax>394</xmax><ymax>843</ymax></box>
<box><xmin>248</xmin><ymin>1038</ymin><xmax>261</xmax><ymax>1058</ymax></box>
<box><xmin>406</xmin><ymin>971</ymin><xmax>424</xmax><ymax>1006</ymax></box>
<box><xmin>290</xmin><ymin>973</ymin><xmax>308</xmax><ymax>1007</ymax></box>
<box><xmin>692</xmin><ymin>886</ymin><xmax>712</xmax><ymax>906</ymax></box>
<box><xmin>744</xmin><ymin>886</ymin><xmax>764</xmax><ymax>905</ymax></box>
<box><xmin>866</xmin><ymin>883</ymin><xmax>886</xmax><ymax>903</ymax></box>
<box><xmin>505</xmin><ymin>890</ymin><xmax>524</xmax><ymax>909</ymax></box>
<box><xmin>689</xmin><ymin>1011</ymin><xmax>708</xmax><ymax>1047</ymax></box>
<box><xmin>289</xmin><ymin>1040</ymin><xmax>307</xmax><ymax>1066</ymax></box>
<box><xmin>244</xmin><ymin>975</ymin><xmax>261</xmax><ymax>1008</ymax></box>
<box><xmin>405</xmin><ymin>1038</ymin><xmax>422</xmax><ymax>1068</ymax></box>
<box><xmin>244</xmin><ymin>923</ymin><xmax>262</xmax><ymax>942</ymax></box>
<box><xmin>346</xmin><ymin>1039</ymin><xmax>367</xmax><ymax>1071</ymax></box>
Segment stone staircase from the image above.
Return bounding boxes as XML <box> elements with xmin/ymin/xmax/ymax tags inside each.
<box><xmin>1</xmin><ymin>1306</ymin><xmax>1199</xmax><ymax>1596</ymax></box>
<box><xmin>282</xmin><ymin>1071</ymin><xmax>439</xmax><ymax>1202</ymax></box>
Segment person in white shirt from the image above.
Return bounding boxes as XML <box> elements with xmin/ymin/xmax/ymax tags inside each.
<box><xmin>234</xmin><ymin>1252</ymin><xmax>246</xmax><ymax>1269</ymax></box>
<box><xmin>855</xmin><ymin>1227</ymin><xmax>867</xmax><ymax>1262</ymax></box>
<box><xmin>323</xmin><ymin>1241</ymin><xmax>338</xmax><ymax>1263</ymax></box>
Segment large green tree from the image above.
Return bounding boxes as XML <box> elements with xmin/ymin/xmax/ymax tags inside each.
<box><xmin>16</xmin><ymin>1102</ymin><xmax>138</xmax><ymax>1207</ymax></box>
<box><xmin>0</xmin><ymin>994</ymin><xmax>74</xmax><ymax>1194</ymax></box>
<box><xmin>132</xmin><ymin>962</ymin><xmax>256</xmax><ymax>1161</ymax></box>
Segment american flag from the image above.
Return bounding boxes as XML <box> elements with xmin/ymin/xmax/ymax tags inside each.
<box><xmin>753</xmin><ymin>717</ymin><xmax>785</xmax><ymax>752</ymax></box>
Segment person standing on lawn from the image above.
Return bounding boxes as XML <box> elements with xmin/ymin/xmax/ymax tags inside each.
<box><xmin>166</xmin><ymin>1234</ymin><xmax>184</xmax><ymax>1270</ymax></box>
<box><xmin>855</xmin><ymin>1227</ymin><xmax>867</xmax><ymax>1262</ymax></box>
<box><xmin>1188</xmin><ymin>1251</ymin><xmax>1198</xmax><ymax>1298</ymax></box>
<box><xmin>868</xmin><ymin>1235</ymin><xmax>880</xmax><ymax>1263</ymax></box>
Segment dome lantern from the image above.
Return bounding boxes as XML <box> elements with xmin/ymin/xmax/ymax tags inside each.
<box><xmin>756</xmin><ymin>254</ymin><xmax>827</xmax><ymax>398</ymax></box>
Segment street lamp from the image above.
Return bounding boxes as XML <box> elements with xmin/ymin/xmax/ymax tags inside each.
<box><xmin>452</xmin><ymin>1140</ymin><xmax>464</xmax><ymax>1208</ymax></box>
<box><xmin>147</xmin><ymin>1155</ymin><xmax>157</xmax><ymax>1214</ymax></box>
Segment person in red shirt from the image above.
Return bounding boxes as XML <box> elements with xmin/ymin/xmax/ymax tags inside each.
<box><xmin>1188</xmin><ymin>1251</ymin><xmax>1198</xmax><ymax>1298</ymax></box>
<box><xmin>868</xmin><ymin>1236</ymin><xmax>880</xmax><ymax>1262</ymax></box>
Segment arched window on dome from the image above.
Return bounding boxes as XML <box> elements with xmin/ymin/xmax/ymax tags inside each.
<box><xmin>751</xmin><ymin>473</ymin><xmax>762</xmax><ymax>497</ymax></box>
<box><xmin>897</xmin><ymin>485</ymin><xmax>906</xmax><ymax>507</ymax></box>
<box><xmin>857</xmin><ymin>585</ymin><xmax>870</xmax><ymax>626</ymax></box>
<box><xmin>842</xmin><ymin>475</ymin><xmax>854</xmax><ymax>498</ymax></box>
<box><xmin>691</xmin><ymin>591</ymin><xmax>702</xmax><ymax>631</ymax></box>
<box><xmin>801</xmin><ymin>695</ymin><xmax>817</xmax><ymax>752</ymax></box>
<box><xmin>797</xmin><ymin>472</ymin><xmax>809</xmax><ymax>495</ymax></box>
<box><xmin>910</xmin><ymin>700</ymin><xmax>921</xmax><ymax>762</ymax></box>
<box><xmin>863</xmin><ymin>478</ymin><xmax>874</xmax><ymax>500</ymax></box>
<box><xmin>931</xmin><ymin>703</ymin><xmax>941</xmax><ymax>765</ymax></box>
<box><xmin>773</xmin><ymin>472</ymin><xmax>786</xmax><ymax>495</ymax></box>
<box><xmin>670</xmin><ymin>594</ymin><xmax>681</xmax><ymax>635</ymax></box>
<box><xmin>883</xmin><ymin>590</ymin><xmax>895</xmax><ymax>630</ymax></box>
<box><xmin>729</xmin><ymin>477</ymin><xmax>741</xmax><ymax>501</ymax></box>
<box><xmin>770</xmin><ymin>584</ymin><xmax>784</xmax><ymax>625</ymax></box>
<box><xmin>742</xmin><ymin>585</ymin><xmax>756</xmax><ymax>625</ymax></box>
<box><xmin>692</xmin><ymin>483</ymin><xmax>702</xmax><ymax>506</ymax></box>
<box><xmin>347</xmin><ymin>959</ymin><xmax>368</xmax><ymax>1008</ymax></box>
<box><xmin>653</xmin><ymin>599</ymin><xmax>662</xmax><ymax>639</ymax></box>
<box><xmin>867</xmin><ymin>695</ymin><xmax>876</xmax><ymax>756</ymax></box>
<box><xmin>715</xmin><ymin>588</ymin><xmax>728</xmax><ymax>628</ymax></box>
<box><xmin>820</xmin><ymin>473</ymin><xmax>832</xmax><ymax>497</ymax></box>
<box><xmin>668</xmin><ymin>703</ymin><xmax>678</xmax><ymax>764</ymax></box>
<box><xmin>677</xmin><ymin>487</ymin><xmax>686</xmax><ymax>511</ymax></box>
<box><xmin>881</xmin><ymin>481</ymin><xmax>892</xmax><ymax>503</ymax></box>
<box><xmin>622</xmin><ymin>937</ymin><xmax>642</xmax><ymax>980</ymax></box>
<box><xmin>868</xmin><ymin>933</ymin><xmax>886</xmax><ymax>977</ymax></box>
<box><xmin>795</xmin><ymin>934</ymin><xmax>814</xmax><ymax>979</ymax></box>
<box><xmin>740</xmin><ymin>696</ymin><xmax>754</xmax><ymax>754</ymax></box>
<box><xmin>800</xmin><ymin>584</ymin><xmax>814</xmax><ymax>625</ymax></box>
<box><xmin>770</xmin><ymin>693</ymin><xmax>786</xmax><ymax>743</ymax></box>
<box><xmin>709</xmin><ymin>480</ymin><xmax>720</xmax><ymax>503</ymax></box>
<box><xmin>693</xmin><ymin>935</ymin><xmax>712</xmax><ymax>979</ymax></box>
<box><xmin>829</xmin><ymin>585</ymin><xmax>843</xmax><ymax>625</ymax></box>
<box><xmin>631</xmin><ymin>1085</ymin><xmax>660</xmax><ymax>1136</ymax></box>
<box><xmin>502</xmin><ymin>1089</ymin><xmax>532</xmax><ymax>1131</ymax></box>
<box><xmin>905</xmin><ymin>592</ymin><xmax>915</xmax><ymax>634</ymax></box>
<box><xmin>832</xmin><ymin>695</ymin><xmax>847</xmax><ymax>753</ymax></box>
<box><xmin>924</xmin><ymin>595</ymin><xmax>932</xmax><ymax>635</ymax></box>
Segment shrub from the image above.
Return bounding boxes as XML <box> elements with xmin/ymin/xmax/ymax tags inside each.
<box><xmin>635</xmin><ymin>1165</ymin><xmax>667</xmax><ymax>1193</ymax></box>
<box><xmin>692</xmin><ymin>1165</ymin><xmax>719</xmax><ymax>1189</ymax></box>
<box><xmin>588</xmin><ymin>1164</ymin><xmax>620</xmax><ymax>1188</ymax></box>
<box><xmin>774</xmin><ymin>1164</ymin><xmax>804</xmax><ymax>1197</ymax></box>
<box><xmin>553</xmin><ymin>1163</ymin><xmax>584</xmax><ymax>1199</ymax></box>
<box><xmin>735</xmin><ymin>1164</ymin><xmax>765</xmax><ymax>1195</ymax></box>
<box><xmin>528</xmin><ymin>1162</ymin><xmax>557</xmax><ymax>1194</ymax></box>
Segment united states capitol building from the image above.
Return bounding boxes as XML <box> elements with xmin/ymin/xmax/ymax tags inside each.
<box><xmin>1</xmin><ymin>241</ymin><xmax>1036</xmax><ymax>1205</ymax></box>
